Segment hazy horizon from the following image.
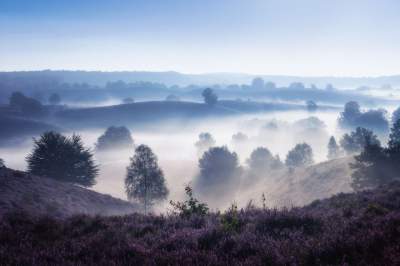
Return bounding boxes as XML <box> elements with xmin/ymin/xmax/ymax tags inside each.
<box><xmin>2</xmin><ymin>0</ymin><xmax>400</xmax><ymax>76</ymax></box>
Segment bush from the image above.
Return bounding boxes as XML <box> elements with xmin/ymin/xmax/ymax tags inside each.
<box><xmin>170</xmin><ymin>186</ymin><xmax>209</xmax><ymax>218</ymax></box>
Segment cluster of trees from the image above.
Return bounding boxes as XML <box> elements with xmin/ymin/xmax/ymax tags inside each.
<box><xmin>95</xmin><ymin>126</ymin><xmax>134</xmax><ymax>151</ymax></box>
<box><xmin>351</xmin><ymin>120</ymin><xmax>400</xmax><ymax>191</ymax></box>
<box><xmin>338</xmin><ymin>101</ymin><xmax>389</xmax><ymax>133</ymax></box>
<box><xmin>202</xmin><ymin>88</ymin><xmax>218</xmax><ymax>106</ymax></box>
<box><xmin>326</xmin><ymin>127</ymin><xmax>381</xmax><ymax>160</ymax></box>
<box><xmin>9</xmin><ymin>92</ymin><xmax>47</xmax><ymax>117</ymax></box>
<box><xmin>24</xmin><ymin>131</ymin><xmax>169</xmax><ymax>213</ymax></box>
<box><xmin>195</xmin><ymin>132</ymin><xmax>216</xmax><ymax>156</ymax></box>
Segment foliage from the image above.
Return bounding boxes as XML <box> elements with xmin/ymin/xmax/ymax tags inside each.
<box><xmin>48</xmin><ymin>93</ymin><xmax>61</xmax><ymax>105</ymax></box>
<box><xmin>231</xmin><ymin>132</ymin><xmax>248</xmax><ymax>143</ymax></box>
<box><xmin>340</xmin><ymin>127</ymin><xmax>380</xmax><ymax>155</ymax></box>
<box><xmin>351</xmin><ymin>120</ymin><xmax>400</xmax><ymax>191</ymax></box>
<box><xmin>338</xmin><ymin>101</ymin><xmax>389</xmax><ymax>133</ymax></box>
<box><xmin>221</xmin><ymin>203</ymin><xmax>241</xmax><ymax>232</ymax></box>
<box><xmin>122</xmin><ymin>97</ymin><xmax>134</xmax><ymax>104</ymax></box>
<box><xmin>165</xmin><ymin>94</ymin><xmax>180</xmax><ymax>101</ymax></box>
<box><xmin>0</xmin><ymin>158</ymin><xmax>4</xmax><ymax>168</ymax></box>
<box><xmin>125</xmin><ymin>144</ymin><xmax>169</xmax><ymax>213</ymax></box>
<box><xmin>95</xmin><ymin>126</ymin><xmax>134</xmax><ymax>150</ymax></box>
<box><xmin>285</xmin><ymin>143</ymin><xmax>314</xmax><ymax>168</ymax></box>
<box><xmin>26</xmin><ymin>131</ymin><xmax>98</xmax><ymax>187</ymax></box>
<box><xmin>195</xmin><ymin>132</ymin><xmax>216</xmax><ymax>155</ymax></box>
<box><xmin>170</xmin><ymin>185</ymin><xmax>209</xmax><ymax>218</ymax></box>
<box><xmin>247</xmin><ymin>147</ymin><xmax>283</xmax><ymax>172</ymax></box>
<box><xmin>2</xmin><ymin>182</ymin><xmax>400</xmax><ymax>265</ymax></box>
<box><xmin>202</xmin><ymin>88</ymin><xmax>218</xmax><ymax>106</ymax></box>
<box><xmin>9</xmin><ymin>91</ymin><xmax>46</xmax><ymax>117</ymax></box>
<box><xmin>306</xmin><ymin>100</ymin><xmax>318</xmax><ymax>112</ymax></box>
<box><xmin>392</xmin><ymin>106</ymin><xmax>400</xmax><ymax>124</ymax></box>
<box><xmin>327</xmin><ymin>136</ymin><xmax>341</xmax><ymax>160</ymax></box>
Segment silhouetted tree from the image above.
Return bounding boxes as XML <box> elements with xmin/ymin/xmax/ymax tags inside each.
<box><xmin>165</xmin><ymin>94</ymin><xmax>180</xmax><ymax>101</ymax></box>
<box><xmin>125</xmin><ymin>144</ymin><xmax>168</xmax><ymax>213</ymax></box>
<box><xmin>122</xmin><ymin>97</ymin><xmax>134</xmax><ymax>104</ymax></box>
<box><xmin>202</xmin><ymin>88</ymin><xmax>218</xmax><ymax>106</ymax></box>
<box><xmin>48</xmin><ymin>93</ymin><xmax>61</xmax><ymax>105</ymax></box>
<box><xmin>26</xmin><ymin>131</ymin><xmax>98</xmax><ymax>187</ymax></box>
<box><xmin>327</xmin><ymin>136</ymin><xmax>341</xmax><ymax>160</ymax></box>
<box><xmin>265</xmin><ymin>81</ymin><xmax>276</xmax><ymax>90</ymax></box>
<box><xmin>392</xmin><ymin>106</ymin><xmax>400</xmax><ymax>124</ymax></box>
<box><xmin>231</xmin><ymin>132</ymin><xmax>248</xmax><ymax>143</ymax></box>
<box><xmin>9</xmin><ymin>91</ymin><xmax>46</xmax><ymax>117</ymax></box>
<box><xmin>351</xmin><ymin>120</ymin><xmax>400</xmax><ymax>191</ymax></box>
<box><xmin>340</xmin><ymin>127</ymin><xmax>380</xmax><ymax>155</ymax></box>
<box><xmin>289</xmin><ymin>82</ymin><xmax>305</xmax><ymax>90</ymax></box>
<box><xmin>195</xmin><ymin>132</ymin><xmax>216</xmax><ymax>155</ymax></box>
<box><xmin>197</xmin><ymin>146</ymin><xmax>241</xmax><ymax>193</ymax></box>
<box><xmin>285</xmin><ymin>143</ymin><xmax>314</xmax><ymax>168</ymax></box>
<box><xmin>247</xmin><ymin>147</ymin><xmax>283</xmax><ymax>172</ymax></box>
<box><xmin>96</xmin><ymin>126</ymin><xmax>134</xmax><ymax>151</ymax></box>
<box><xmin>338</xmin><ymin>101</ymin><xmax>361</xmax><ymax>128</ymax></box>
<box><xmin>306</xmin><ymin>100</ymin><xmax>318</xmax><ymax>112</ymax></box>
<box><xmin>338</xmin><ymin>101</ymin><xmax>388</xmax><ymax>133</ymax></box>
<box><xmin>0</xmin><ymin>158</ymin><xmax>4</xmax><ymax>168</ymax></box>
<box><xmin>251</xmin><ymin>77</ymin><xmax>265</xmax><ymax>90</ymax></box>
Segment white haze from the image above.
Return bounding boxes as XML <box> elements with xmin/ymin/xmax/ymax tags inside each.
<box><xmin>0</xmin><ymin>109</ymin><xmax>347</xmax><ymax>212</ymax></box>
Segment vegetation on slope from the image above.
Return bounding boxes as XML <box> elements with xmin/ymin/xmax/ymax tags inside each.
<box><xmin>1</xmin><ymin>182</ymin><xmax>400</xmax><ymax>265</ymax></box>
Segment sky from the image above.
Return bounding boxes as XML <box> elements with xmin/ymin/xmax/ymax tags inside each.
<box><xmin>1</xmin><ymin>0</ymin><xmax>400</xmax><ymax>76</ymax></box>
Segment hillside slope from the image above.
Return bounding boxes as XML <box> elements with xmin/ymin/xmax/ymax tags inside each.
<box><xmin>0</xmin><ymin>180</ymin><xmax>399</xmax><ymax>265</ymax></box>
<box><xmin>0</xmin><ymin>168</ymin><xmax>137</xmax><ymax>218</ymax></box>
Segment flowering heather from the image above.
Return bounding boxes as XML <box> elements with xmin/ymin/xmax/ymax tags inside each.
<box><xmin>1</xmin><ymin>182</ymin><xmax>400</xmax><ymax>265</ymax></box>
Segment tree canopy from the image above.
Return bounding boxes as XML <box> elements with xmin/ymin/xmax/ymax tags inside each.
<box><xmin>285</xmin><ymin>143</ymin><xmax>314</xmax><ymax>168</ymax></box>
<box><xmin>96</xmin><ymin>126</ymin><xmax>134</xmax><ymax>151</ymax></box>
<box><xmin>340</xmin><ymin>127</ymin><xmax>380</xmax><ymax>155</ymax></box>
<box><xmin>202</xmin><ymin>88</ymin><xmax>218</xmax><ymax>106</ymax></box>
<box><xmin>26</xmin><ymin>131</ymin><xmax>98</xmax><ymax>187</ymax></box>
<box><xmin>125</xmin><ymin>144</ymin><xmax>168</xmax><ymax>213</ymax></box>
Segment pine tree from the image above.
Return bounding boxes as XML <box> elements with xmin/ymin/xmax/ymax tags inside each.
<box><xmin>125</xmin><ymin>144</ymin><xmax>169</xmax><ymax>213</ymax></box>
<box><xmin>26</xmin><ymin>131</ymin><xmax>98</xmax><ymax>187</ymax></box>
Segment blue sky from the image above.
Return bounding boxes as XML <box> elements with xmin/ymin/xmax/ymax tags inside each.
<box><xmin>1</xmin><ymin>0</ymin><xmax>400</xmax><ymax>76</ymax></box>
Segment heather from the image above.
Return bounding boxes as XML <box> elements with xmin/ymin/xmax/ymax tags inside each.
<box><xmin>1</xmin><ymin>182</ymin><xmax>400</xmax><ymax>265</ymax></box>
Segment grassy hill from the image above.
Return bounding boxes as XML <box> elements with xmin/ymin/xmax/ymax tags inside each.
<box><xmin>0</xmin><ymin>179</ymin><xmax>399</xmax><ymax>265</ymax></box>
<box><xmin>0</xmin><ymin>168</ymin><xmax>137</xmax><ymax>218</ymax></box>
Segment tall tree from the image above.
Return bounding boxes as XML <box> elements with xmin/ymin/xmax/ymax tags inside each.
<box><xmin>26</xmin><ymin>131</ymin><xmax>98</xmax><ymax>187</ymax></box>
<box><xmin>125</xmin><ymin>144</ymin><xmax>168</xmax><ymax>213</ymax></box>
<box><xmin>351</xmin><ymin>120</ymin><xmax>400</xmax><ymax>191</ymax></box>
<box><xmin>327</xmin><ymin>136</ymin><xmax>341</xmax><ymax>160</ymax></box>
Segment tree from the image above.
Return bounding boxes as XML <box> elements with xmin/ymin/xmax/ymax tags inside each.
<box><xmin>165</xmin><ymin>94</ymin><xmax>180</xmax><ymax>101</ymax></box>
<box><xmin>340</xmin><ymin>127</ymin><xmax>380</xmax><ymax>155</ymax></box>
<box><xmin>26</xmin><ymin>131</ymin><xmax>98</xmax><ymax>187</ymax></box>
<box><xmin>231</xmin><ymin>132</ymin><xmax>248</xmax><ymax>144</ymax></box>
<box><xmin>197</xmin><ymin>146</ymin><xmax>241</xmax><ymax>196</ymax></box>
<box><xmin>0</xmin><ymin>158</ymin><xmax>4</xmax><ymax>168</ymax></box>
<box><xmin>285</xmin><ymin>143</ymin><xmax>314</xmax><ymax>168</ymax></box>
<box><xmin>96</xmin><ymin>126</ymin><xmax>134</xmax><ymax>151</ymax></box>
<box><xmin>351</xmin><ymin>120</ymin><xmax>400</xmax><ymax>191</ymax></box>
<box><xmin>48</xmin><ymin>93</ymin><xmax>61</xmax><ymax>105</ymax></box>
<box><xmin>251</xmin><ymin>77</ymin><xmax>265</xmax><ymax>90</ymax></box>
<box><xmin>195</xmin><ymin>132</ymin><xmax>216</xmax><ymax>155</ymax></box>
<box><xmin>247</xmin><ymin>147</ymin><xmax>283</xmax><ymax>172</ymax></box>
<box><xmin>306</xmin><ymin>100</ymin><xmax>318</xmax><ymax>112</ymax></box>
<box><xmin>392</xmin><ymin>107</ymin><xmax>400</xmax><ymax>124</ymax></box>
<box><xmin>125</xmin><ymin>144</ymin><xmax>168</xmax><ymax>213</ymax></box>
<box><xmin>122</xmin><ymin>97</ymin><xmax>134</xmax><ymax>104</ymax></box>
<box><xmin>170</xmin><ymin>185</ymin><xmax>208</xmax><ymax>217</ymax></box>
<box><xmin>327</xmin><ymin>136</ymin><xmax>341</xmax><ymax>160</ymax></box>
<box><xmin>338</xmin><ymin>101</ymin><xmax>361</xmax><ymax>128</ymax></box>
<box><xmin>202</xmin><ymin>88</ymin><xmax>218</xmax><ymax>106</ymax></box>
<box><xmin>9</xmin><ymin>91</ymin><xmax>46</xmax><ymax>117</ymax></box>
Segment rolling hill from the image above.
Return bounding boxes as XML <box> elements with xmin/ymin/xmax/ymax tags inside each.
<box><xmin>0</xmin><ymin>167</ymin><xmax>137</xmax><ymax>218</ymax></box>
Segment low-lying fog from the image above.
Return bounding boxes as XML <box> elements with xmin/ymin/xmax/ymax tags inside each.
<box><xmin>1</xmin><ymin>110</ymin><xmax>344</xmax><ymax>211</ymax></box>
